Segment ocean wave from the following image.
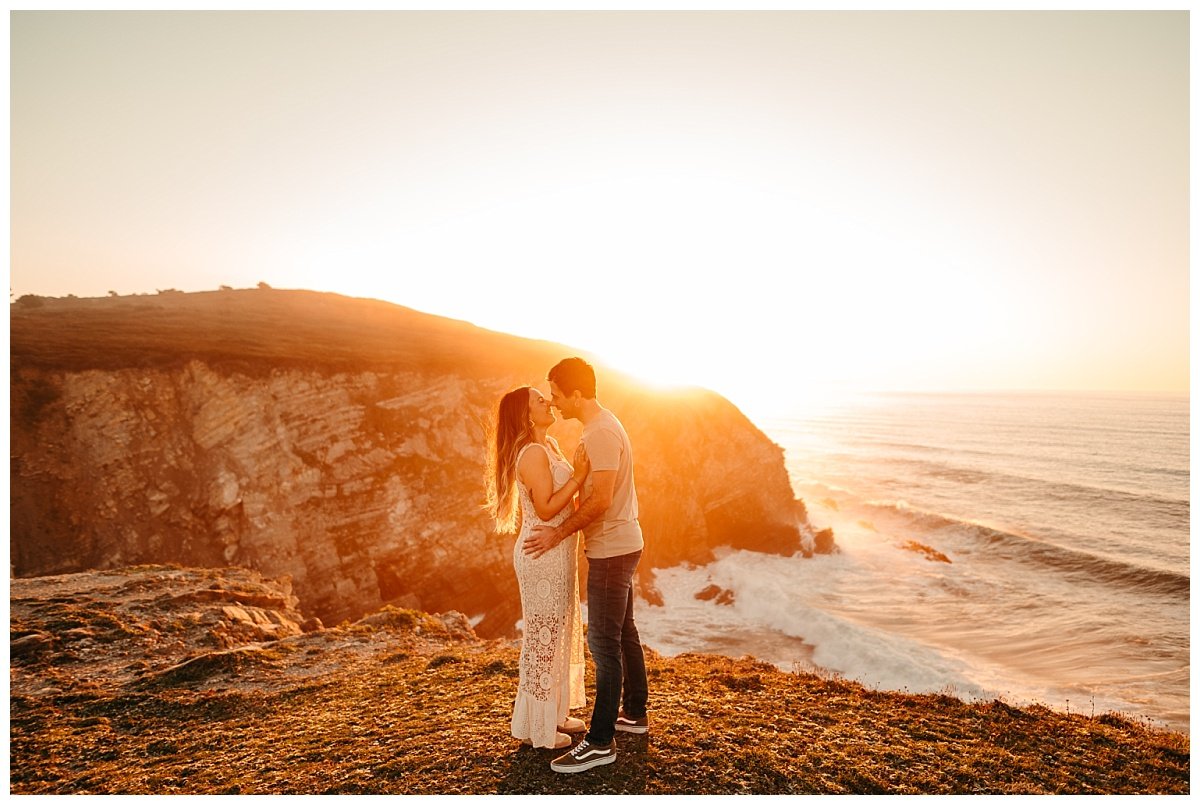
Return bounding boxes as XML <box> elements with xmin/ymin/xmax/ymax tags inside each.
<box><xmin>856</xmin><ymin>500</ymin><xmax>1190</xmax><ymax>598</ymax></box>
<box><xmin>638</xmin><ymin>543</ymin><xmax>1190</xmax><ymax>733</ymax></box>
<box><xmin>867</xmin><ymin>455</ymin><xmax>1190</xmax><ymax>517</ymax></box>
<box><xmin>642</xmin><ymin>557</ymin><xmax>1005</xmax><ymax>701</ymax></box>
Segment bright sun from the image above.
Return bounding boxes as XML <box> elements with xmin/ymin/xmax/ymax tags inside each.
<box><xmin>337</xmin><ymin>140</ymin><xmax>1032</xmax><ymax>415</ymax></box>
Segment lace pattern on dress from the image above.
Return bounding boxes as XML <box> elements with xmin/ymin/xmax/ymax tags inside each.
<box><xmin>509</xmin><ymin>440</ymin><xmax>586</xmax><ymax>748</ymax></box>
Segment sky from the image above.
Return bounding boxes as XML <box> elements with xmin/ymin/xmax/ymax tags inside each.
<box><xmin>9</xmin><ymin>11</ymin><xmax>1190</xmax><ymax>413</ymax></box>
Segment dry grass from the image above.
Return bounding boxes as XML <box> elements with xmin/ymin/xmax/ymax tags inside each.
<box><xmin>10</xmin><ymin>626</ymin><xmax>1189</xmax><ymax>795</ymax></box>
<box><xmin>10</xmin><ymin>289</ymin><xmax>568</xmax><ymax>378</ymax></box>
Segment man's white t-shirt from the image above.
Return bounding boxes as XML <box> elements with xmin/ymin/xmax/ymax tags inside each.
<box><xmin>580</xmin><ymin>409</ymin><xmax>643</xmax><ymax>559</ymax></box>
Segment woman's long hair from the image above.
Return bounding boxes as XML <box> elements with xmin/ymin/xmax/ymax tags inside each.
<box><xmin>484</xmin><ymin>386</ymin><xmax>534</xmax><ymax>533</ymax></box>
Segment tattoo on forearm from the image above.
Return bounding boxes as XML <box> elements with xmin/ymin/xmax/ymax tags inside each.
<box><xmin>555</xmin><ymin>493</ymin><xmax>606</xmax><ymax>538</ymax></box>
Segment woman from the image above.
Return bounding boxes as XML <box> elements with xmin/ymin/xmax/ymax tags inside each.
<box><xmin>486</xmin><ymin>385</ymin><xmax>590</xmax><ymax>750</ymax></box>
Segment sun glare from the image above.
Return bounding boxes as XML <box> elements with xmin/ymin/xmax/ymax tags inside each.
<box><xmin>291</xmin><ymin>35</ymin><xmax>1184</xmax><ymax>410</ymax></box>
<box><xmin>9</xmin><ymin>12</ymin><xmax>1187</xmax><ymax>403</ymax></box>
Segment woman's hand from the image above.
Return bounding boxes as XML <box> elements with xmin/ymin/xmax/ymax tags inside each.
<box><xmin>572</xmin><ymin>444</ymin><xmax>590</xmax><ymax>485</ymax></box>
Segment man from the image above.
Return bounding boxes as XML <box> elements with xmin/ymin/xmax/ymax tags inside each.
<box><xmin>524</xmin><ymin>357</ymin><xmax>649</xmax><ymax>774</ymax></box>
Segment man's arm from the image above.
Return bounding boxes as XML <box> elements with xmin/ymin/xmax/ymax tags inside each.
<box><xmin>524</xmin><ymin>470</ymin><xmax>616</xmax><ymax>558</ymax></box>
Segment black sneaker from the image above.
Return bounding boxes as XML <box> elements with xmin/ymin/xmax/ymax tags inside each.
<box><xmin>550</xmin><ymin>739</ymin><xmax>616</xmax><ymax>773</ymax></box>
<box><xmin>615</xmin><ymin>710</ymin><xmax>648</xmax><ymax>734</ymax></box>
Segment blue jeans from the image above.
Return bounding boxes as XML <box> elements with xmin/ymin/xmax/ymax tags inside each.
<box><xmin>585</xmin><ymin>549</ymin><xmax>648</xmax><ymax>746</ymax></box>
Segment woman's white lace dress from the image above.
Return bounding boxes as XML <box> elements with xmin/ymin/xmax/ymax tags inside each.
<box><xmin>510</xmin><ymin>441</ymin><xmax>585</xmax><ymax>748</ymax></box>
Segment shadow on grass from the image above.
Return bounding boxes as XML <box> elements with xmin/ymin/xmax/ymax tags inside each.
<box><xmin>497</xmin><ymin>734</ymin><xmax>651</xmax><ymax>794</ymax></box>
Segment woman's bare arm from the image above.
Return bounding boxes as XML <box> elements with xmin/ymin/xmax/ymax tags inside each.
<box><xmin>517</xmin><ymin>444</ymin><xmax>588</xmax><ymax>521</ymax></box>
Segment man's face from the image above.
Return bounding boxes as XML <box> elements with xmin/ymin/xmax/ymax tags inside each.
<box><xmin>548</xmin><ymin>381</ymin><xmax>579</xmax><ymax>420</ymax></box>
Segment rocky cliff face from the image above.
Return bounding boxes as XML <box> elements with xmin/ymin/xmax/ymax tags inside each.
<box><xmin>11</xmin><ymin>290</ymin><xmax>815</xmax><ymax>637</ymax></box>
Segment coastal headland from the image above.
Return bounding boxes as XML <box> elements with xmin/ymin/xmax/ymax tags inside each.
<box><xmin>11</xmin><ymin>289</ymin><xmax>814</xmax><ymax>637</ymax></box>
<box><xmin>9</xmin><ymin>290</ymin><xmax>1188</xmax><ymax>793</ymax></box>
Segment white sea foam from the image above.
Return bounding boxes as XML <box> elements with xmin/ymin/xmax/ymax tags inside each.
<box><xmin>642</xmin><ymin>549</ymin><xmax>1004</xmax><ymax>701</ymax></box>
<box><xmin>636</xmin><ymin>393</ymin><xmax>1189</xmax><ymax>733</ymax></box>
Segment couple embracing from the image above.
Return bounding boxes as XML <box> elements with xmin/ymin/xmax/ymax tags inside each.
<box><xmin>485</xmin><ymin>357</ymin><xmax>649</xmax><ymax>774</ymax></box>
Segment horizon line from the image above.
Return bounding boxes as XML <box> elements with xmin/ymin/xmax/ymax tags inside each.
<box><xmin>12</xmin><ymin>288</ymin><xmax>1189</xmax><ymax>400</ymax></box>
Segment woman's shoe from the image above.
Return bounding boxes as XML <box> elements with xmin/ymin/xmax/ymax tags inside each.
<box><xmin>520</xmin><ymin>732</ymin><xmax>573</xmax><ymax>750</ymax></box>
<box><xmin>559</xmin><ymin>716</ymin><xmax>586</xmax><ymax>734</ymax></box>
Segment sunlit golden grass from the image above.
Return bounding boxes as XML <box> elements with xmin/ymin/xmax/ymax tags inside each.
<box><xmin>10</xmin><ymin>618</ymin><xmax>1188</xmax><ymax>794</ymax></box>
<box><xmin>10</xmin><ymin>289</ymin><xmax>567</xmax><ymax>376</ymax></box>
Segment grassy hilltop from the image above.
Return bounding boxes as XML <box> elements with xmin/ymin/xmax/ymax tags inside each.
<box><xmin>10</xmin><ymin>287</ymin><xmax>574</xmax><ymax>376</ymax></box>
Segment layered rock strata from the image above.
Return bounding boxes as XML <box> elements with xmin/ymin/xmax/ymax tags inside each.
<box><xmin>11</xmin><ymin>290</ymin><xmax>816</xmax><ymax>636</ymax></box>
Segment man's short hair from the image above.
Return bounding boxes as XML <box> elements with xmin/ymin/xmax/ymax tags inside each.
<box><xmin>548</xmin><ymin>357</ymin><xmax>597</xmax><ymax>399</ymax></box>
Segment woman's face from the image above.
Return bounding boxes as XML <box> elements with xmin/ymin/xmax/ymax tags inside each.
<box><xmin>528</xmin><ymin>387</ymin><xmax>556</xmax><ymax>428</ymax></box>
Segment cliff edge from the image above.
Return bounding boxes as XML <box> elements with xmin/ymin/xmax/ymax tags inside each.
<box><xmin>11</xmin><ymin>289</ymin><xmax>816</xmax><ymax>635</ymax></box>
<box><xmin>10</xmin><ymin>567</ymin><xmax>1188</xmax><ymax>795</ymax></box>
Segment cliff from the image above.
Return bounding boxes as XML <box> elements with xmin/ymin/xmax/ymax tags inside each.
<box><xmin>10</xmin><ymin>567</ymin><xmax>1188</xmax><ymax>794</ymax></box>
<box><xmin>11</xmin><ymin>289</ymin><xmax>814</xmax><ymax>636</ymax></box>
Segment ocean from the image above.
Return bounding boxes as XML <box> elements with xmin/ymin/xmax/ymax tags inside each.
<box><xmin>636</xmin><ymin>392</ymin><xmax>1190</xmax><ymax>733</ymax></box>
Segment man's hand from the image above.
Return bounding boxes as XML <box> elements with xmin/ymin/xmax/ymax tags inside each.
<box><xmin>524</xmin><ymin>525</ymin><xmax>562</xmax><ymax>559</ymax></box>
